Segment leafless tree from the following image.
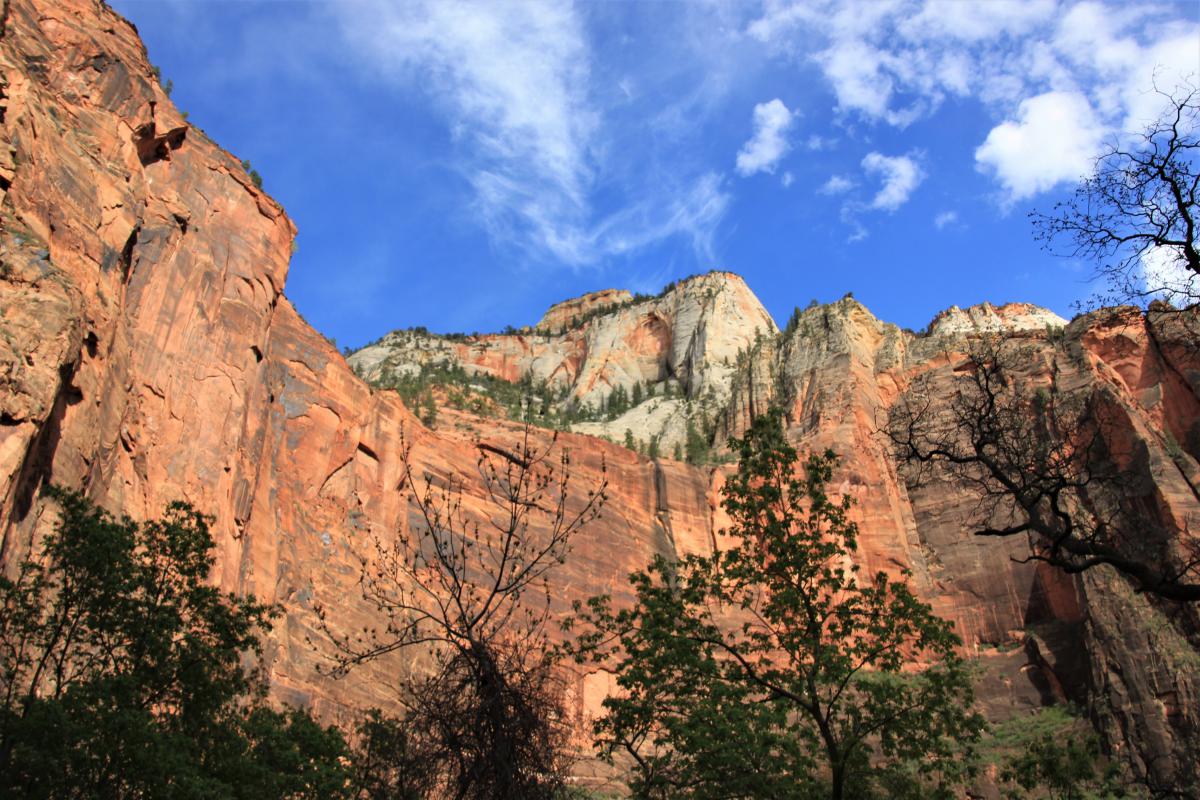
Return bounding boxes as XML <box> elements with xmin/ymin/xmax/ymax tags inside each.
<box><xmin>1031</xmin><ymin>83</ymin><xmax>1198</xmax><ymax>311</ymax></box>
<box><xmin>315</xmin><ymin>424</ymin><xmax>607</xmax><ymax>799</ymax></box>
<box><xmin>885</xmin><ymin>339</ymin><xmax>1200</xmax><ymax>602</ymax></box>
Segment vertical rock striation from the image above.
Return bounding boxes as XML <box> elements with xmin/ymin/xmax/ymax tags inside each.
<box><xmin>0</xmin><ymin>0</ymin><xmax>1196</xmax><ymax>787</ymax></box>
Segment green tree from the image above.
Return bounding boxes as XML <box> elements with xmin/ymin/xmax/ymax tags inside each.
<box><xmin>239</xmin><ymin>159</ymin><xmax>264</xmax><ymax>189</ymax></box>
<box><xmin>1000</xmin><ymin>731</ymin><xmax>1124</xmax><ymax>800</ymax></box>
<box><xmin>419</xmin><ymin>389</ymin><xmax>438</xmax><ymax>428</ymax></box>
<box><xmin>607</xmin><ymin>385</ymin><xmax>630</xmax><ymax>420</ymax></box>
<box><xmin>0</xmin><ymin>487</ymin><xmax>350</xmax><ymax>799</ymax></box>
<box><xmin>346</xmin><ymin>711</ymin><xmax>434</xmax><ymax>800</ymax></box>
<box><xmin>624</xmin><ymin>428</ymin><xmax>636</xmax><ymax>450</ymax></box>
<box><xmin>568</xmin><ymin>411</ymin><xmax>982</xmax><ymax>799</ymax></box>
<box><xmin>684</xmin><ymin>418</ymin><xmax>709</xmax><ymax>465</ymax></box>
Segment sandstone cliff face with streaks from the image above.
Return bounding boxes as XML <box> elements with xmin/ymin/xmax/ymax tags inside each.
<box><xmin>1</xmin><ymin>0</ymin><xmax>1198</xmax><ymax>791</ymax></box>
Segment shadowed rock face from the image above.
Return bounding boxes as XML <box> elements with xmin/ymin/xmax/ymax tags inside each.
<box><xmin>0</xmin><ymin>0</ymin><xmax>1197</xmax><ymax>789</ymax></box>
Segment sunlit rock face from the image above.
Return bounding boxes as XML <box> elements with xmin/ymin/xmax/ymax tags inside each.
<box><xmin>1</xmin><ymin>0</ymin><xmax>1197</xmax><ymax>788</ymax></box>
<box><xmin>350</xmin><ymin>270</ymin><xmax>779</xmax><ymax>454</ymax></box>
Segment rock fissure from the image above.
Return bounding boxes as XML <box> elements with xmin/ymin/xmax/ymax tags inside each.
<box><xmin>0</xmin><ymin>0</ymin><xmax>1196</xmax><ymax>788</ymax></box>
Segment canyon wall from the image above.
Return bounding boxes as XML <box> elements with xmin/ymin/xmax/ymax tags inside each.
<box><xmin>1</xmin><ymin>0</ymin><xmax>1197</xmax><ymax>791</ymax></box>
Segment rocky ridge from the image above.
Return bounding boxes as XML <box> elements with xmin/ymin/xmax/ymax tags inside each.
<box><xmin>349</xmin><ymin>270</ymin><xmax>779</xmax><ymax>455</ymax></box>
<box><xmin>0</xmin><ymin>0</ymin><xmax>1197</xmax><ymax>791</ymax></box>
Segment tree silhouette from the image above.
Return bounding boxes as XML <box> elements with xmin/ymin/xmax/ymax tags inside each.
<box><xmin>317</xmin><ymin>425</ymin><xmax>606</xmax><ymax>799</ymax></box>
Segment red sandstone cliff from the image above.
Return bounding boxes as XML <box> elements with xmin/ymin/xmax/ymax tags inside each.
<box><xmin>0</xmin><ymin>0</ymin><xmax>1197</xmax><ymax>791</ymax></box>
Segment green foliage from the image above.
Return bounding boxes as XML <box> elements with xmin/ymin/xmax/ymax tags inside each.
<box><xmin>369</xmin><ymin>359</ymin><xmax>644</xmax><ymax>432</ymax></box>
<box><xmin>233</xmin><ymin>707</ymin><xmax>353</xmax><ymax>799</ymax></box>
<box><xmin>606</xmin><ymin>385</ymin><xmax>631</xmax><ymax>419</ymax></box>
<box><xmin>784</xmin><ymin>301</ymin><xmax>822</xmax><ymax>337</ymax></box>
<box><xmin>240</xmin><ymin>159</ymin><xmax>263</xmax><ymax>189</ymax></box>
<box><xmin>347</xmin><ymin>711</ymin><xmax>433</xmax><ymax>800</ymax></box>
<box><xmin>1000</xmin><ymin>733</ymin><xmax>1118</xmax><ymax>800</ymax></box>
<box><xmin>567</xmin><ymin>411</ymin><xmax>982</xmax><ymax>799</ymax></box>
<box><xmin>985</xmin><ymin>707</ymin><xmax>1135</xmax><ymax>800</ymax></box>
<box><xmin>647</xmin><ymin>435</ymin><xmax>660</xmax><ymax>460</ymax></box>
<box><xmin>419</xmin><ymin>388</ymin><xmax>438</xmax><ymax>428</ymax></box>
<box><xmin>684</xmin><ymin>417</ymin><xmax>709</xmax><ymax>465</ymax></box>
<box><xmin>150</xmin><ymin>64</ymin><xmax>172</xmax><ymax>96</ymax></box>
<box><xmin>0</xmin><ymin>487</ymin><xmax>351</xmax><ymax>799</ymax></box>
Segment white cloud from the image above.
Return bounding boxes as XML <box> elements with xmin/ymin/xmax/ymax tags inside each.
<box><xmin>747</xmin><ymin>0</ymin><xmax>1200</xmax><ymax>202</ymax></box>
<box><xmin>900</xmin><ymin>0</ymin><xmax>1057</xmax><ymax>43</ymax></box>
<box><xmin>335</xmin><ymin>1</ymin><xmax>595</xmax><ymax>263</ymax></box>
<box><xmin>1119</xmin><ymin>27</ymin><xmax>1200</xmax><ymax>130</ymax></box>
<box><xmin>332</xmin><ymin>0</ymin><xmax>732</xmax><ymax>268</ymax></box>
<box><xmin>781</xmin><ymin>171</ymin><xmax>794</xmax><ymax>188</ymax></box>
<box><xmin>818</xmin><ymin>39</ymin><xmax>895</xmax><ymax>119</ymax></box>
<box><xmin>975</xmin><ymin>90</ymin><xmax>1106</xmax><ymax>201</ymax></box>
<box><xmin>934</xmin><ymin>210</ymin><xmax>958</xmax><ymax>229</ymax></box>
<box><xmin>819</xmin><ymin>175</ymin><xmax>855</xmax><ymax>195</ymax></box>
<box><xmin>861</xmin><ymin>152</ymin><xmax>924</xmax><ymax>211</ymax></box>
<box><xmin>1141</xmin><ymin>245</ymin><xmax>1198</xmax><ymax>304</ymax></box>
<box><xmin>573</xmin><ymin>173</ymin><xmax>731</xmax><ymax>265</ymax></box>
<box><xmin>736</xmin><ymin>98</ymin><xmax>796</xmax><ymax>176</ymax></box>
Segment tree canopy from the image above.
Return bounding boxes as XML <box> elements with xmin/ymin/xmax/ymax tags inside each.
<box><xmin>569</xmin><ymin>411</ymin><xmax>982</xmax><ymax>799</ymax></box>
<box><xmin>0</xmin><ymin>487</ymin><xmax>350</xmax><ymax>799</ymax></box>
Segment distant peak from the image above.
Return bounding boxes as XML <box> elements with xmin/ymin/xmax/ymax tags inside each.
<box><xmin>926</xmin><ymin>301</ymin><xmax>1067</xmax><ymax>337</ymax></box>
<box><xmin>535</xmin><ymin>270</ymin><xmax>753</xmax><ymax>332</ymax></box>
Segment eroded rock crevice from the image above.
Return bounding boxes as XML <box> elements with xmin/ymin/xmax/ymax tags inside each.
<box><xmin>0</xmin><ymin>0</ymin><xmax>1195</xmax><ymax>787</ymax></box>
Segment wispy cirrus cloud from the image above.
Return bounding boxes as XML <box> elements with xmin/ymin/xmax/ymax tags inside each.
<box><xmin>333</xmin><ymin>0</ymin><xmax>730</xmax><ymax>268</ymax></box>
<box><xmin>933</xmin><ymin>210</ymin><xmax>959</xmax><ymax>229</ymax></box>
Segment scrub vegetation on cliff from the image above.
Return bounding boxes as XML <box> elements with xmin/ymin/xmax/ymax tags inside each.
<box><xmin>2</xmin><ymin>1</ymin><xmax>1198</xmax><ymax>797</ymax></box>
<box><xmin>0</xmin><ymin>420</ymin><xmax>1144</xmax><ymax>799</ymax></box>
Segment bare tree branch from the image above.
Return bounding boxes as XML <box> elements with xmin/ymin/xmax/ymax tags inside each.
<box><xmin>885</xmin><ymin>338</ymin><xmax>1200</xmax><ymax>602</ymax></box>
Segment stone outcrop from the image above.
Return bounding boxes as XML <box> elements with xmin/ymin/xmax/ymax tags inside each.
<box><xmin>350</xmin><ymin>270</ymin><xmax>778</xmax><ymax>453</ymax></box>
<box><xmin>927</xmin><ymin>300</ymin><xmax>1069</xmax><ymax>337</ymax></box>
<box><xmin>537</xmin><ymin>287</ymin><xmax>632</xmax><ymax>331</ymax></box>
<box><xmin>1</xmin><ymin>0</ymin><xmax>1198</xmax><ymax>791</ymax></box>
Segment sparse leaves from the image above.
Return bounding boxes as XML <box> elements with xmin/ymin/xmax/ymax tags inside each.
<box><xmin>885</xmin><ymin>338</ymin><xmax>1200</xmax><ymax>601</ymax></box>
<box><xmin>314</xmin><ymin>424</ymin><xmax>607</xmax><ymax>798</ymax></box>
<box><xmin>1031</xmin><ymin>84</ymin><xmax>1199</xmax><ymax>310</ymax></box>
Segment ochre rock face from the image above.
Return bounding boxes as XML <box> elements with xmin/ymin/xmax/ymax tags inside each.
<box><xmin>1</xmin><ymin>0</ymin><xmax>1198</xmax><ymax>789</ymax></box>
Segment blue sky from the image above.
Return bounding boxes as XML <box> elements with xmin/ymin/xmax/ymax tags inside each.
<box><xmin>110</xmin><ymin>0</ymin><xmax>1198</xmax><ymax>347</ymax></box>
